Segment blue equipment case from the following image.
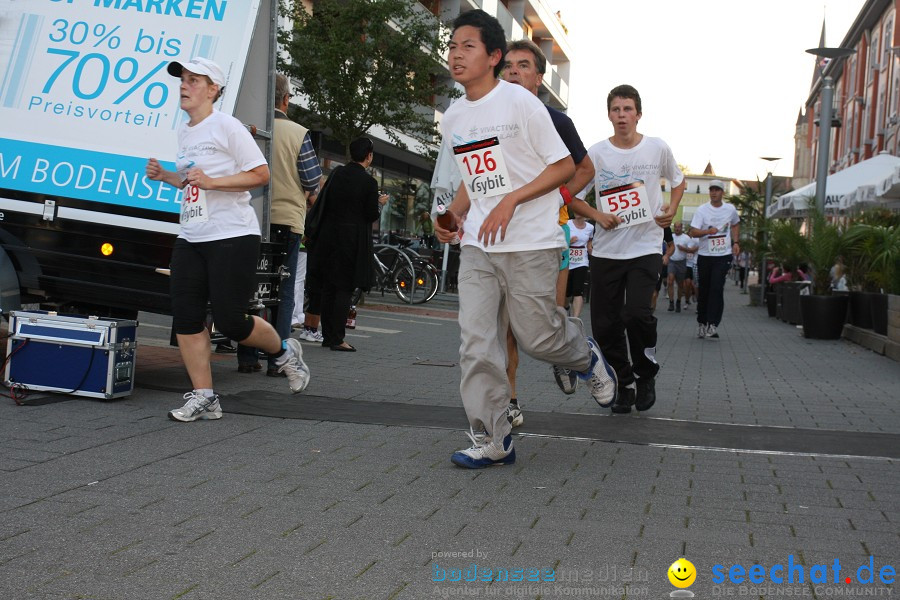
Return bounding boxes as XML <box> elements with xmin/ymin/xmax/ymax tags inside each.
<box><xmin>4</xmin><ymin>311</ymin><xmax>138</xmax><ymax>399</ymax></box>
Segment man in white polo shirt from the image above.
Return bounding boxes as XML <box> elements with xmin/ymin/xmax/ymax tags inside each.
<box><xmin>689</xmin><ymin>179</ymin><xmax>741</xmax><ymax>339</ymax></box>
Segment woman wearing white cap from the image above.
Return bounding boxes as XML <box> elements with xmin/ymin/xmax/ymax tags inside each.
<box><xmin>146</xmin><ymin>57</ymin><xmax>310</xmax><ymax>422</ymax></box>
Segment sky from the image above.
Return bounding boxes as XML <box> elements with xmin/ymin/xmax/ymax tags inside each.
<box><xmin>549</xmin><ymin>0</ymin><xmax>868</xmax><ymax>182</ymax></box>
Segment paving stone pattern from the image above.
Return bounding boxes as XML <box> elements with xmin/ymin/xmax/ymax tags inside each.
<box><xmin>0</xmin><ymin>284</ymin><xmax>898</xmax><ymax>599</ymax></box>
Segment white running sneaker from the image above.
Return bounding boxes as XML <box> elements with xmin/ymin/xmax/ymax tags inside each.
<box><xmin>697</xmin><ymin>324</ymin><xmax>707</xmax><ymax>338</ymax></box>
<box><xmin>276</xmin><ymin>338</ymin><xmax>311</xmax><ymax>393</ymax></box>
<box><xmin>507</xmin><ymin>402</ymin><xmax>524</xmax><ymax>428</ymax></box>
<box><xmin>706</xmin><ymin>324</ymin><xmax>719</xmax><ymax>339</ymax></box>
<box><xmin>451</xmin><ymin>429</ymin><xmax>516</xmax><ymax>469</ymax></box>
<box><xmin>297</xmin><ymin>328</ymin><xmax>324</xmax><ymax>343</ymax></box>
<box><xmin>168</xmin><ymin>391</ymin><xmax>222</xmax><ymax>422</ymax></box>
<box><xmin>578</xmin><ymin>337</ymin><xmax>618</xmax><ymax>408</ymax></box>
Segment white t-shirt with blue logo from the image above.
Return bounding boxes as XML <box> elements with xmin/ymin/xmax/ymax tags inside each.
<box><xmin>175</xmin><ymin>110</ymin><xmax>267</xmax><ymax>243</ymax></box>
<box><xmin>440</xmin><ymin>80</ymin><xmax>569</xmax><ymax>253</ymax></box>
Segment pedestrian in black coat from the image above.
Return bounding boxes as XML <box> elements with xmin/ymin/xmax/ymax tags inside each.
<box><xmin>308</xmin><ymin>137</ymin><xmax>387</xmax><ymax>351</ymax></box>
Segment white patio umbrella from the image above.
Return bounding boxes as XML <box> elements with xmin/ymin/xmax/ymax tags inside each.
<box><xmin>771</xmin><ymin>152</ymin><xmax>900</xmax><ymax>217</ymax></box>
<box><xmin>846</xmin><ymin>151</ymin><xmax>900</xmax><ymax>208</ymax></box>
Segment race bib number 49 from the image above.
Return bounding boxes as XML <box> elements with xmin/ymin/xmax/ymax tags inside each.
<box><xmin>180</xmin><ymin>184</ymin><xmax>209</xmax><ymax>225</ymax></box>
<box><xmin>597</xmin><ymin>182</ymin><xmax>652</xmax><ymax>227</ymax></box>
<box><xmin>453</xmin><ymin>137</ymin><xmax>513</xmax><ymax>198</ymax></box>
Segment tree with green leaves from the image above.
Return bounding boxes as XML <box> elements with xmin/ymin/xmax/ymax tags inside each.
<box><xmin>728</xmin><ymin>183</ymin><xmax>766</xmax><ymax>261</ymax></box>
<box><xmin>278</xmin><ymin>0</ymin><xmax>456</xmax><ymax>158</ymax></box>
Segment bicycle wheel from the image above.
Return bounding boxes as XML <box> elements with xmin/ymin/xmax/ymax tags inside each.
<box><xmin>375</xmin><ymin>245</ymin><xmax>416</xmax><ymax>304</ymax></box>
<box><xmin>395</xmin><ymin>261</ymin><xmax>438</xmax><ymax>304</ymax></box>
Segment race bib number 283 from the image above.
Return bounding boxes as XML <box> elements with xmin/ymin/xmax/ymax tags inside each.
<box><xmin>453</xmin><ymin>137</ymin><xmax>513</xmax><ymax>198</ymax></box>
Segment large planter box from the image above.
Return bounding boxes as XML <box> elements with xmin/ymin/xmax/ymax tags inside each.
<box><xmin>871</xmin><ymin>293</ymin><xmax>889</xmax><ymax>336</ymax></box>
<box><xmin>800</xmin><ymin>295</ymin><xmax>849</xmax><ymax>340</ymax></box>
<box><xmin>766</xmin><ymin>292</ymin><xmax>777</xmax><ymax>317</ymax></box>
<box><xmin>747</xmin><ymin>284</ymin><xmax>762</xmax><ymax>307</ymax></box>
<box><xmin>775</xmin><ymin>283</ymin><xmax>784</xmax><ymax>320</ymax></box>
<box><xmin>781</xmin><ymin>282</ymin><xmax>808</xmax><ymax>325</ymax></box>
<box><xmin>889</xmin><ymin>294</ymin><xmax>900</xmax><ymax>343</ymax></box>
<box><xmin>849</xmin><ymin>291</ymin><xmax>875</xmax><ymax>329</ymax></box>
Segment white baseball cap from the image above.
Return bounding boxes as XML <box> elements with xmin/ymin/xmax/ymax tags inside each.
<box><xmin>709</xmin><ymin>179</ymin><xmax>725</xmax><ymax>190</ymax></box>
<box><xmin>167</xmin><ymin>57</ymin><xmax>226</xmax><ymax>87</ymax></box>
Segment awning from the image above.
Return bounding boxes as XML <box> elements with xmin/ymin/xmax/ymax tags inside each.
<box><xmin>770</xmin><ymin>153</ymin><xmax>900</xmax><ymax>217</ymax></box>
<box><xmin>846</xmin><ymin>152</ymin><xmax>900</xmax><ymax>208</ymax></box>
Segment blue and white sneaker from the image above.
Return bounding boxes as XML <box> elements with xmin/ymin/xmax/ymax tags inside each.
<box><xmin>168</xmin><ymin>391</ymin><xmax>222</xmax><ymax>422</ymax></box>
<box><xmin>577</xmin><ymin>337</ymin><xmax>618</xmax><ymax>408</ymax></box>
<box><xmin>451</xmin><ymin>429</ymin><xmax>516</xmax><ymax>469</ymax></box>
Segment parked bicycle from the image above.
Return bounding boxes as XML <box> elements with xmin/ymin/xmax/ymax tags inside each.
<box><xmin>392</xmin><ymin>246</ymin><xmax>440</xmax><ymax>304</ymax></box>
<box><xmin>349</xmin><ymin>244</ymin><xmax>438</xmax><ymax>306</ymax></box>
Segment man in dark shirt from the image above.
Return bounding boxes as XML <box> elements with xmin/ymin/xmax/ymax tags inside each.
<box><xmin>501</xmin><ymin>40</ymin><xmax>619</xmax><ymax>426</ymax></box>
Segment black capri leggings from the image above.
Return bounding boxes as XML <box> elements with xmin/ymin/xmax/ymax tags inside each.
<box><xmin>170</xmin><ymin>235</ymin><xmax>260</xmax><ymax>340</ymax></box>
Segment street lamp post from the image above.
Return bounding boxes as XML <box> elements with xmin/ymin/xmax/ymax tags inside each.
<box><xmin>759</xmin><ymin>157</ymin><xmax>780</xmax><ymax>306</ymax></box>
<box><xmin>806</xmin><ymin>46</ymin><xmax>855</xmax><ymax>215</ymax></box>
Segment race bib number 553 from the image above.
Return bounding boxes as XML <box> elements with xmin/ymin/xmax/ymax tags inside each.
<box><xmin>453</xmin><ymin>137</ymin><xmax>513</xmax><ymax>198</ymax></box>
<box><xmin>597</xmin><ymin>181</ymin><xmax>652</xmax><ymax>227</ymax></box>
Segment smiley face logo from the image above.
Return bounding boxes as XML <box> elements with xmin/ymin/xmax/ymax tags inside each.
<box><xmin>668</xmin><ymin>558</ymin><xmax>696</xmax><ymax>588</ymax></box>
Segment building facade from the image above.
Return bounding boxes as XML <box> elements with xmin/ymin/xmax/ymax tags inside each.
<box><xmin>795</xmin><ymin>0</ymin><xmax>900</xmax><ymax>186</ymax></box>
<box><xmin>662</xmin><ymin>163</ymin><xmax>740</xmax><ymax>225</ymax></box>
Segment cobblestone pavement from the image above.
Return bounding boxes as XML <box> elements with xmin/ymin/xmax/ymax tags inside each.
<box><xmin>1</xmin><ymin>283</ymin><xmax>897</xmax><ymax>599</ymax></box>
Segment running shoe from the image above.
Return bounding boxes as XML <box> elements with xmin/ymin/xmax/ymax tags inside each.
<box><xmin>168</xmin><ymin>391</ymin><xmax>222</xmax><ymax>422</ymax></box>
<box><xmin>635</xmin><ymin>377</ymin><xmax>656</xmax><ymax>411</ymax></box>
<box><xmin>507</xmin><ymin>402</ymin><xmax>524</xmax><ymax>428</ymax></box>
<box><xmin>451</xmin><ymin>429</ymin><xmax>516</xmax><ymax>469</ymax></box>
<box><xmin>551</xmin><ymin>364</ymin><xmax>578</xmax><ymax>395</ymax></box>
<box><xmin>577</xmin><ymin>337</ymin><xmax>618</xmax><ymax>408</ymax></box>
<box><xmin>611</xmin><ymin>386</ymin><xmax>635</xmax><ymax>414</ymax></box>
<box><xmin>298</xmin><ymin>328</ymin><xmax>324</xmax><ymax>343</ymax></box>
<box><xmin>276</xmin><ymin>338</ymin><xmax>311</xmax><ymax>393</ymax></box>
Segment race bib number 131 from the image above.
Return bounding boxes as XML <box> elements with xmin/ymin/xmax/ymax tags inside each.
<box><xmin>453</xmin><ymin>137</ymin><xmax>513</xmax><ymax>198</ymax></box>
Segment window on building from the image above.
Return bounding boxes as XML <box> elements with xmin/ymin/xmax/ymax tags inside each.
<box><xmin>883</xmin><ymin>19</ymin><xmax>893</xmax><ymax>70</ymax></box>
<box><xmin>870</xmin><ymin>34</ymin><xmax>879</xmax><ymax>75</ymax></box>
<box><xmin>892</xmin><ymin>55</ymin><xmax>900</xmax><ymax>118</ymax></box>
<box><xmin>421</xmin><ymin>0</ymin><xmax>440</xmax><ymax>16</ymax></box>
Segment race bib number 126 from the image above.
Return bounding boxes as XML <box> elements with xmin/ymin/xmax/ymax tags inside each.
<box><xmin>453</xmin><ymin>137</ymin><xmax>513</xmax><ymax>198</ymax></box>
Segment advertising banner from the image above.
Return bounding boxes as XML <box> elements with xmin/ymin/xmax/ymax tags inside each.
<box><xmin>0</xmin><ymin>0</ymin><xmax>262</xmax><ymax>214</ymax></box>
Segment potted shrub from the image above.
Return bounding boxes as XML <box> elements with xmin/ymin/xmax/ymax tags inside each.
<box><xmin>767</xmin><ymin>221</ymin><xmax>806</xmax><ymax>324</ymax></box>
<box><xmin>844</xmin><ymin>221</ymin><xmax>900</xmax><ymax>335</ymax></box>
<box><xmin>796</xmin><ymin>212</ymin><xmax>848</xmax><ymax>339</ymax></box>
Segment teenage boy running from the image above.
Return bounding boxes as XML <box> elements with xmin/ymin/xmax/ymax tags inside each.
<box><xmin>579</xmin><ymin>85</ymin><xmax>685</xmax><ymax>414</ymax></box>
<box><xmin>434</xmin><ymin>10</ymin><xmax>617</xmax><ymax>469</ymax></box>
